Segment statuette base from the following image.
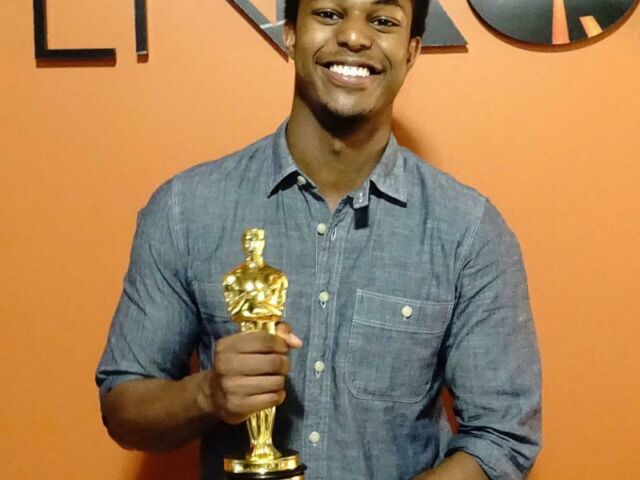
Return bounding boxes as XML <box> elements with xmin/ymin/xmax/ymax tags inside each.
<box><xmin>223</xmin><ymin>449</ymin><xmax>306</xmax><ymax>479</ymax></box>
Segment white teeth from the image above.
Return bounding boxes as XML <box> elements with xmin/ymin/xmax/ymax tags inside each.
<box><xmin>329</xmin><ymin>64</ymin><xmax>371</xmax><ymax>78</ymax></box>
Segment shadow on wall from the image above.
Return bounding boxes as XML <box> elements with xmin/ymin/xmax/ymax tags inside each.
<box><xmin>134</xmin><ymin>442</ymin><xmax>200</xmax><ymax>480</ymax></box>
<box><xmin>392</xmin><ymin>116</ymin><xmax>441</xmax><ymax>169</ymax></box>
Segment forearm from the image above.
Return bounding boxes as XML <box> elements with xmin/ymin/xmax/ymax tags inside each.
<box><xmin>101</xmin><ymin>370</ymin><xmax>218</xmax><ymax>452</ymax></box>
<box><xmin>414</xmin><ymin>452</ymin><xmax>489</xmax><ymax>480</ymax></box>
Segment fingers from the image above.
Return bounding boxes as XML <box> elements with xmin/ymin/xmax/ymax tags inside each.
<box><xmin>211</xmin><ymin>372</ymin><xmax>287</xmax><ymax>425</ymax></box>
<box><xmin>224</xmin><ymin>391</ymin><xmax>287</xmax><ymax>419</ymax></box>
<box><xmin>276</xmin><ymin>322</ymin><xmax>304</xmax><ymax>349</ymax></box>
<box><xmin>210</xmin><ymin>324</ymin><xmax>302</xmax><ymax>425</ymax></box>
<box><xmin>217</xmin><ymin>330</ymin><xmax>290</xmax><ymax>354</ymax></box>
<box><xmin>220</xmin><ymin>375</ymin><xmax>286</xmax><ymax>396</ymax></box>
<box><xmin>217</xmin><ymin>325</ymin><xmax>303</xmax><ymax>354</ymax></box>
<box><xmin>215</xmin><ymin>353</ymin><xmax>290</xmax><ymax>376</ymax></box>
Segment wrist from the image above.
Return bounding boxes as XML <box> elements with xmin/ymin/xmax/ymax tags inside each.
<box><xmin>192</xmin><ymin>370</ymin><xmax>218</xmax><ymax>421</ymax></box>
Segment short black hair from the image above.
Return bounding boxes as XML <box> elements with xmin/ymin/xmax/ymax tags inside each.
<box><xmin>284</xmin><ymin>0</ymin><xmax>430</xmax><ymax>39</ymax></box>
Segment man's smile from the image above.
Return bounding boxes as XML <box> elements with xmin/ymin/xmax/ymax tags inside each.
<box><xmin>330</xmin><ymin>64</ymin><xmax>371</xmax><ymax>78</ymax></box>
<box><xmin>318</xmin><ymin>59</ymin><xmax>383</xmax><ymax>87</ymax></box>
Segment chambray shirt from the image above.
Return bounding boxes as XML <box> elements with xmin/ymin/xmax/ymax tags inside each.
<box><xmin>96</xmin><ymin>122</ymin><xmax>541</xmax><ymax>480</ymax></box>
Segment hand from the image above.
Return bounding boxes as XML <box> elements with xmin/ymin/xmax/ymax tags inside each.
<box><xmin>208</xmin><ymin>322</ymin><xmax>303</xmax><ymax>425</ymax></box>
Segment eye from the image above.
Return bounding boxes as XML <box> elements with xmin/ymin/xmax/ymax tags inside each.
<box><xmin>314</xmin><ymin>9</ymin><xmax>342</xmax><ymax>22</ymax></box>
<box><xmin>371</xmin><ymin>17</ymin><xmax>400</xmax><ymax>28</ymax></box>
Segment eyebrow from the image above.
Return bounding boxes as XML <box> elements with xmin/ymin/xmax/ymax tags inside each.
<box><xmin>310</xmin><ymin>0</ymin><xmax>405</xmax><ymax>8</ymax></box>
<box><xmin>373</xmin><ymin>0</ymin><xmax>403</xmax><ymax>7</ymax></box>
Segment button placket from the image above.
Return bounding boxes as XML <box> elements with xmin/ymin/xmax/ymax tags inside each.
<box><xmin>302</xmin><ymin>202</ymin><xmax>348</xmax><ymax>477</ymax></box>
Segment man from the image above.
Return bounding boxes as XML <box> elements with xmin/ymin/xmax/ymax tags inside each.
<box><xmin>96</xmin><ymin>0</ymin><xmax>541</xmax><ymax>479</ymax></box>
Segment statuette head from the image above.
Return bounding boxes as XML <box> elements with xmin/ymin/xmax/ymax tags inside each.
<box><xmin>242</xmin><ymin>228</ymin><xmax>265</xmax><ymax>259</ymax></box>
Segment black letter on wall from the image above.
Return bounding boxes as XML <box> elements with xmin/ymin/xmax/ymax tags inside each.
<box><xmin>135</xmin><ymin>0</ymin><xmax>149</xmax><ymax>59</ymax></box>
<box><xmin>33</xmin><ymin>0</ymin><xmax>116</xmax><ymax>63</ymax></box>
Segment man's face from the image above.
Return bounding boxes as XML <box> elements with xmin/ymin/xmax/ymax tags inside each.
<box><xmin>285</xmin><ymin>0</ymin><xmax>421</xmax><ymax>120</ymax></box>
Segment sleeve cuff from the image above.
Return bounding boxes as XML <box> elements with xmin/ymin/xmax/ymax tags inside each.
<box><xmin>446</xmin><ymin>434</ymin><xmax>526</xmax><ymax>480</ymax></box>
<box><xmin>97</xmin><ymin>373</ymin><xmax>149</xmax><ymax>400</ymax></box>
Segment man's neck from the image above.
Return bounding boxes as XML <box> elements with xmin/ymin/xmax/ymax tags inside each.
<box><xmin>286</xmin><ymin>98</ymin><xmax>392</xmax><ymax>212</ymax></box>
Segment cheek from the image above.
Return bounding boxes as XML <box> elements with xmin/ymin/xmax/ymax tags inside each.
<box><xmin>389</xmin><ymin>53</ymin><xmax>411</xmax><ymax>83</ymax></box>
<box><xmin>382</xmin><ymin>38</ymin><xmax>411</xmax><ymax>66</ymax></box>
<box><xmin>293</xmin><ymin>47</ymin><xmax>316</xmax><ymax>81</ymax></box>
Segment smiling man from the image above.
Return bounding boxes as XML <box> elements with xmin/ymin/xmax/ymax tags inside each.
<box><xmin>96</xmin><ymin>1</ymin><xmax>541</xmax><ymax>479</ymax></box>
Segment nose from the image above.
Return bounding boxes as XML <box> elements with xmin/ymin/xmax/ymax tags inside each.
<box><xmin>335</xmin><ymin>16</ymin><xmax>372</xmax><ymax>52</ymax></box>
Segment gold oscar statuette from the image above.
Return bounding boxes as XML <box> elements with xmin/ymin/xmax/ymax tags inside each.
<box><xmin>221</xmin><ymin>228</ymin><xmax>306</xmax><ymax>480</ymax></box>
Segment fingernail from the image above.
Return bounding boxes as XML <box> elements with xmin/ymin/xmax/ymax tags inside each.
<box><xmin>289</xmin><ymin>333</ymin><xmax>303</xmax><ymax>347</ymax></box>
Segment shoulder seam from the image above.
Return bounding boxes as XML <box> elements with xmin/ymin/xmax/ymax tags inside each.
<box><xmin>170</xmin><ymin>176</ymin><xmax>185</xmax><ymax>253</ymax></box>
<box><xmin>454</xmin><ymin>196</ymin><xmax>488</xmax><ymax>280</ymax></box>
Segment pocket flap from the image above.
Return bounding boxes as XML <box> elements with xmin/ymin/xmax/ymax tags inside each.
<box><xmin>353</xmin><ymin>289</ymin><xmax>452</xmax><ymax>334</ymax></box>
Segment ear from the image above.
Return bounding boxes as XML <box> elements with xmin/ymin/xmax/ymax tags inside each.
<box><xmin>405</xmin><ymin>36</ymin><xmax>422</xmax><ymax>71</ymax></box>
<box><xmin>283</xmin><ymin>21</ymin><xmax>296</xmax><ymax>60</ymax></box>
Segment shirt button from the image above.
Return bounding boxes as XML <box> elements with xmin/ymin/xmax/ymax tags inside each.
<box><xmin>309</xmin><ymin>431</ymin><xmax>321</xmax><ymax>444</ymax></box>
<box><xmin>401</xmin><ymin>305</ymin><xmax>413</xmax><ymax>318</ymax></box>
<box><xmin>319</xmin><ymin>291</ymin><xmax>330</xmax><ymax>303</ymax></box>
<box><xmin>314</xmin><ymin>361</ymin><xmax>325</xmax><ymax>374</ymax></box>
<box><xmin>316</xmin><ymin>223</ymin><xmax>328</xmax><ymax>235</ymax></box>
<box><xmin>296</xmin><ymin>175</ymin><xmax>307</xmax><ymax>186</ymax></box>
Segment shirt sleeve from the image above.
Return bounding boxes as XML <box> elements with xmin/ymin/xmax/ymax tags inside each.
<box><xmin>95</xmin><ymin>177</ymin><xmax>199</xmax><ymax>398</ymax></box>
<box><xmin>443</xmin><ymin>200</ymin><xmax>542</xmax><ymax>479</ymax></box>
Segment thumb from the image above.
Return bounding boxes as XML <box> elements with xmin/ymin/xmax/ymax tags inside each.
<box><xmin>276</xmin><ymin>322</ymin><xmax>303</xmax><ymax>349</ymax></box>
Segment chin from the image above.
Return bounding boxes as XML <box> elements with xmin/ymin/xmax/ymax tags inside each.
<box><xmin>308</xmin><ymin>102</ymin><xmax>369</xmax><ymax>133</ymax></box>
<box><xmin>323</xmin><ymin>101</ymin><xmax>373</xmax><ymax>122</ymax></box>
<box><xmin>328</xmin><ymin>109</ymin><xmax>367</xmax><ymax>122</ymax></box>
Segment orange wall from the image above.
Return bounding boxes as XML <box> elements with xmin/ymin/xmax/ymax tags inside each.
<box><xmin>1</xmin><ymin>1</ymin><xmax>639</xmax><ymax>478</ymax></box>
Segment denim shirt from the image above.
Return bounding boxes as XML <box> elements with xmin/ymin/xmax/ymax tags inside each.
<box><xmin>96</xmin><ymin>122</ymin><xmax>541</xmax><ymax>480</ymax></box>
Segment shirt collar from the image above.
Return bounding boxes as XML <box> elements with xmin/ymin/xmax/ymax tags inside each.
<box><xmin>367</xmin><ymin>133</ymin><xmax>406</xmax><ymax>205</ymax></box>
<box><xmin>267</xmin><ymin>121</ymin><xmax>302</xmax><ymax>196</ymax></box>
<box><xmin>267</xmin><ymin>121</ymin><xmax>407</xmax><ymax>206</ymax></box>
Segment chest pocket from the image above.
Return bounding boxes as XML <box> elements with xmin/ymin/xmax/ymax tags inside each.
<box><xmin>191</xmin><ymin>281</ymin><xmax>238</xmax><ymax>340</ymax></box>
<box><xmin>345</xmin><ymin>289</ymin><xmax>452</xmax><ymax>403</ymax></box>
